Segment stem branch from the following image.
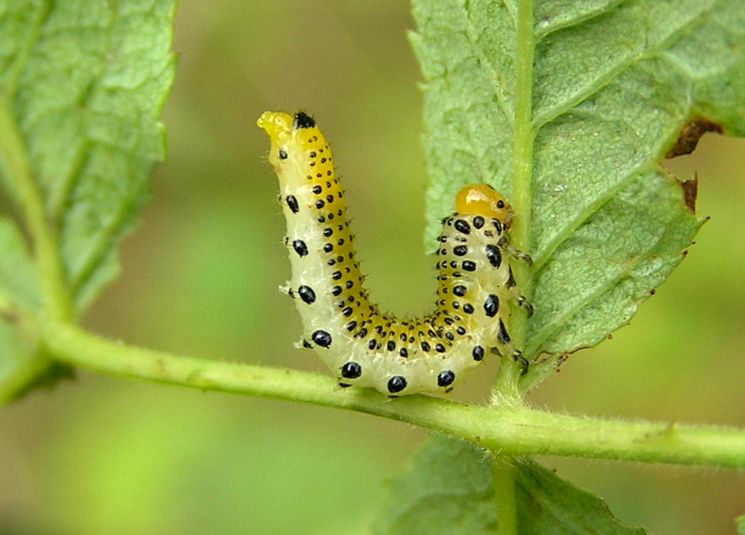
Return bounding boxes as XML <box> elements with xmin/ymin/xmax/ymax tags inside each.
<box><xmin>41</xmin><ymin>319</ymin><xmax>745</xmax><ymax>470</ymax></box>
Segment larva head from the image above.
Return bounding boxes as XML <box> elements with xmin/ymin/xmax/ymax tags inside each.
<box><xmin>455</xmin><ymin>184</ymin><xmax>513</xmax><ymax>227</ymax></box>
<box><xmin>257</xmin><ymin>111</ymin><xmax>327</xmax><ymax>185</ymax></box>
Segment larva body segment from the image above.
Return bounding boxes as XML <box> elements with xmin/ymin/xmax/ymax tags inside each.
<box><xmin>258</xmin><ymin>111</ymin><xmax>528</xmax><ymax>396</ymax></box>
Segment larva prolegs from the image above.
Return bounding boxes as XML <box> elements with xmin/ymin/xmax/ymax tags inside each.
<box><xmin>258</xmin><ymin>111</ymin><xmax>530</xmax><ymax>396</ymax></box>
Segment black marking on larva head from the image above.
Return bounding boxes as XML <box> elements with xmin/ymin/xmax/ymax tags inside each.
<box><xmin>293</xmin><ymin>111</ymin><xmax>316</xmax><ymax>129</ymax></box>
<box><xmin>279</xmin><ymin>148</ymin><xmax>288</xmax><ymax>160</ymax></box>
<box><xmin>286</xmin><ymin>195</ymin><xmax>299</xmax><ymax>214</ymax></box>
<box><xmin>493</xmin><ymin>219</ymin><xmax>503</xmax><ymax>233</ymax></box>
<box><xmin>454</xmin><ymin>219</ymin><xmax>471</xmax><ymax>234</ymax></box>
<box><xmin>472</xmin><ymin>345</ymin><xmax>485</xmax><ymax>361</ymax></box>
<box><xmin>462</xmin><ymin>260</ymin><xmax>476</xmax><ymax>272</ymax></box>
<box><xmin>387</xmin><ymin>376</ymin><xmax>407</xmax><ymax>394</ymax></box>
<box><xmin>485</xmin><ymin>244</ymin><xmax>502</xmax><ymax>268</ymax></box>
<box><xmin>437</xmin><ymin>370</ymin><xmax>455</xmax><ymax>387</ymax></box>
<box><xmin>453</xmin><ymin>285</ymin><xmax>467</xmax><ymax>297</ymax></box>
<box><xmin>498</xmin><ymin>319</ymin><xmax>511</xmax><ymax>344</ymax></box>
<box><xmin>312</xmin><ymin>329</ymin><xmax>332</xmax><ymax>347</ymax></box>
<box><xmin>484</xmin><ymin>294</ymin><xmax>499</xmax><ymax>317</ymax></box>
<box><xmin>453</xmin><ymin>245</ymin><xmax>468</xmax><ymax>256</ymax></box>
<box><xmin>298</xmin><ymin>285</ymin><xmax>316</xmax><ymax>304</ymax></box>
<box><xmin>292</xmin><ymin>240</ymin><xmax>308</xmax><ymax>257</ymax></box>
<box><xmin>473</xmin><ymin>216</ymin><xmax>484</xmax><ymax>229</ymax></box>
<box><xmin>341</xmin><ymin>361</ymin><xmax>362</xmax><ymax>379</ymax></box>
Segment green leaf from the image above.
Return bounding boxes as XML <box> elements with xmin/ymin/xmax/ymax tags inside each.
<box><xmin>0</xmin><ymin>216</ymin><xmax>39</xmax><ymax>311</ymax></box>
<box><xmin>736</xmin><ymin>514</ymin><xmax>745</xmax><ymax>535</ymax></box>
<box><xmin>0</xmin><ymin>0</ymin><xmax>175</xmax><ymax>309</ymax></box>
<box><xmin>411</xmin><ymin>0</ymin><xmax>745</xmax><ymax>381</ymax></box>
<box><xmin>374</xmin><ymin>435</ymin><xmax>645</xmax><ymax>535</ymax></box>
<box><xmin>0</xmin><ymin>214</ymin><xmax>44</xmax><ymax>403</ymax></box>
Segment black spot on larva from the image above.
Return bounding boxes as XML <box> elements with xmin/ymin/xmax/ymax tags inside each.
<box><xmin>292</xmin><ymin>240</ymin><xmax>308</xmax><ymax>257</ymax></box>
<box><xmin>279</xmin><ymin>148</ymin><xmax>288</xmax><ymax>160</ymax></box>
<box><xmin>456</xmin><ymin>326</ymin><xmax>466</xmax><ymax>336</ymax></box>
<box><xmin>323</xmin><ymin>227</ymin><xmax>333</xmax><ymax>237</ymax></box>
<box><xmin>435</xmin><ymin>343</ymin><xmax>445</xmax><ymax>353</ymax></box>
<box><xmin>358</xmin><ymin>328</ymin><xmax>368</xmax><ymax>338</ymax></box>
<box><xmin>473</xmin><ymin>216</ymin><xmax>484</xmax><ymax>229</ymax></box>
<box><xmin>298</xmin><ymin>285</ymin><xmax>316</xmax><ymax>304</ymax></box>
<box><xmin>326</xmin><ymin>194</ymin><xmax>334</xmax><ymax>203</ymax></box>
<box><xmin>332</xmin><ymin>271</ymin><xmax>342</xmax><ymax>280</ymax></box>
<box><xmin>340</xmin><ymin>361</ymin><xmax>362</xmax><ymax>379</ymax></box>
<box><xmin>312</xmin><ymin>329</ymin><xmax>332</xmax><ymax>347</ymax></box>
<box><xmin>387</xmin><ymin>340</ymin><xmax>396</xmax><ymax>351</ymax></box>
<box><xmin>497</xmin><ymin>200</ymin><xmax>505</xmax><ymax>209</ymax></box>
<box><xmin>286</xmin><ymin>195</ymin><xmax>299</xmax><ymax>213</ymax></box>
<box><xmin>312</xmin><ymin>185</ymin><xmax>322</xmax><ymax>194</ymax></box>
<box><xmin>445</xmin><ymin>332</ymin><xmax>454</xmax><ymax>341</ymax></box>
<box><xmin>323</xmin><ymin>243</ymin><xmax>333</xmax><ymax>253</ymax></box>
<box><xmin>387</xmin><ymin>376</ymin><xmax>407</xmax><ymax>394</ymax></box>
<box><xmin>315</xmin><ymin>199</ymin><xmax>325</xmax><ymax>209</ymax></box>
<box><xmin>484</xmin><ymin>294</ymin><xmax>500</xmax><ymax>317</ymax></box>
<box><xmin>437</xmin><ymin>370</ymin><xmax>455</xmax><ymax>387</ymax></box>
<box><xmin>327</xmin><ymin>258</ymin><xmax>336</xmax><ymax>266</ymax></box>
<box><xmin>485</xmin><ymin>244</ymin><xmax>502</xmax><ymax>268</ymax></box>
<box><xmin>293</xmin><ymin>111</ymin><xmax>316</xmax><ymax>129</ymax></box>
<box><xmin>462</xmin><ymin>260</ymin><xmax>476</xmax><ymax>272</ymax></box>
<box><xmin>302</xmin><ymin>339</ymin><xmax>312</xmax><ymax>348</ymax></box>
<box><xmin>346</xmin><ymin>321</ymin><xmax>357</xmax><ymax>331</ymax></box>
<box><xmin>453</xmin><ymin>245</ymin><xmax>468</xmax><ymax>256</ymax></box>
<box><xmin>498</xmin><ymin>319</ymin><xmax>511</xmax><ymax>344</ymax></box>
<box><xmin>472</xmin><ymin>345</ymin><xmax>485</xmax><ymax>361</ymax></box>
<box><xmin>342</xmin><ymin>306</ymin><xmax>353</xmax><ymax>317</ymax></box>
<box><xmin>345</xmin><ymin>280</ymin><xmax>353</xmax><ymax>289</ymax></box>
<box><xmin>399</xmin><ymin>347</ymin><xmax>408</xmax><ymax>358</ymax></box>
<box><xmin>421</xmin><ymin>341</ymin><xmax>431</xmax><ymax>352</ymax></box>
<box><xmin>332</xmin><ymin>285</ymin><xmax>342</xmax><ymax>296</ymax></box>
<box><xmin>368</xmin><ymin>338</ymin><xmax>377</xmax><ymax>350</ymax></box>
<box><xmin>454</xmin><ymin>219</ymin><xmax>471</xmax><ymax>234</ymax></box>
<box><xmin>462</xmin><ymin>303</ymin><xmax>474</xmax><ymax>314</ymax></box>
<box><xmin>309</xmin><ymin>151</ymin><xmax>317</xmax><ymax>158</ymax></box>
<box><xmin>453</xmin><ymin>285</ymin><xmax>467</xmax><ymax>297</ymax></box>
<box><xmin>493</xmin><ymin>219</ymin><xmax>503</xmax><ymax>233</ymax></box>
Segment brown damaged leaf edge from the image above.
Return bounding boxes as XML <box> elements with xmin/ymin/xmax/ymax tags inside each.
<box><xmin>666</xmin><ymin>118</ymin><xmax>724</xmax><ymax>159</ymax></box>
<box><xmin>680</xmin><ymin>173</ymin><xmax>699</xmax><ymax>213</ymax></box>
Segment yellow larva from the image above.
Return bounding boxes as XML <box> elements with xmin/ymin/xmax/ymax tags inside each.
<box><xmin>258</xmin><ymin>111</ymin><xmax>531</xmax><ymax>396</ymax></box>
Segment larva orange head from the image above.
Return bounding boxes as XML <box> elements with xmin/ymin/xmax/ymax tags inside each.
<box><xmin>455</xmin><ymin>184</ymin><xmax>513</xmax><ymax>226</ymax></box>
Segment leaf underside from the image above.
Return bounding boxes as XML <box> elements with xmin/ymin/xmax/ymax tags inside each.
<box><xmin>411</xmin><ymin>0</ymin><xmax>745</xmax><ymax>382</ymax></box>
<box><xmin>0</xmin><ymin>0</ymin><xmax>175</xmax><ymax>400</ymax></box>
<box><xmin>374</xmin><ymin>435</ymin><xmax>646</xmax><ymax>535</ymax></box>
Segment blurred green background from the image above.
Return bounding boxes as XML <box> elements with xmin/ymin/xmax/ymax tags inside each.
<box><xmin>1</xmin><ymin>2</ymin><xmax>744</xmax><ymax>533</ymax></box>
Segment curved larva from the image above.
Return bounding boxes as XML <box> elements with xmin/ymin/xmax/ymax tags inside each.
<box><xmin>257</xmin><ymin>111</ymin><xmax>531</xmax><ymax>396</ymax></box>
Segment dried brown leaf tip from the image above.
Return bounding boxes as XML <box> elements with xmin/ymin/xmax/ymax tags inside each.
<box><xmin>666</xmin><ymin>118</ymin><xmax>723</xmax><ymax>158</ymax></box>
<box><xmin>680</xmin><ymin>173</ymin><xmax>699</xmax><ymax>213</ymax></box>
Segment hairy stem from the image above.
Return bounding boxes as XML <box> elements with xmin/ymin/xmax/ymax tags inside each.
<box><xmin>41</xmin><ymin>319</ymin><xmax>745</xmax><ymax>469</ymax></box>
<box><xmin>492</xmin><ymin>456</ymin><xmax>519</xmax><ymax>535</ymax></box>
<box><xmin>496</xmin><ymin>0</ymin><xmax>535</xmax><ymax>396</ymax></box>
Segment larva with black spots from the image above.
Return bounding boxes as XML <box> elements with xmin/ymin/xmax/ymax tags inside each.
<box><xmin>258</xmin><ymin>111</ymin><xmax>532</xmax><ymax>396</ymax></box>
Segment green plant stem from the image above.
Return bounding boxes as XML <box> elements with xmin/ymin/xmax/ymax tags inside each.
<box><xmin>41</xmin><ymin>318</ymin><xmax>745</xmax><ymax>469</ymax></box>
<box><xmin>491</xmin><ymin>456</ymin><xmax>518</xmax><ymax>535</ymax></box>
<box><xmin>0</xmin><ymin>100</ymin><xmax>72</xmax><ymax>321</ymax></box>
<box><xmin>496</xmin><ymin>0</ymin><xmax>535</xmax><ymax>396</ymax></box>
